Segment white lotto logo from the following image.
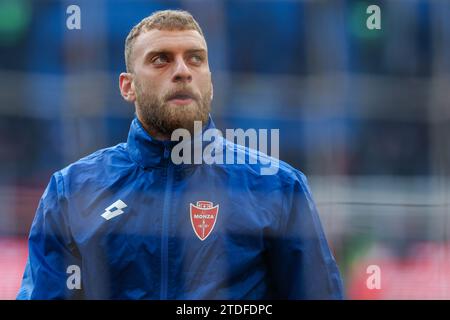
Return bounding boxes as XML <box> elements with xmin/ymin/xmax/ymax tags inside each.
<box><xmin>101</xmin><ymin>199</ymin><xmax>127</xmax><ymax>220</ymax></box>
<box><xmin>171</xmin><ymin>121</ymin><xmax>279</xmax><ymax>175</ymax></box>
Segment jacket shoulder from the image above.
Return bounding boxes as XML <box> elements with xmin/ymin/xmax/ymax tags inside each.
<box><xmin>56</xmin><ymin>143</ymin><xmax>132</xmax><ymax>197</ymax></box>
<box><xmin>221</xmin><ymin>138</ymin><xmax>307</xmax><ymax>188</ymax></box>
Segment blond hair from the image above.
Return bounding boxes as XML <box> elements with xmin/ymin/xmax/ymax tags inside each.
<box><xmin>124</xmin><ymin>10</ymin><xmax>205</xmax><ymax>72</ymax></box>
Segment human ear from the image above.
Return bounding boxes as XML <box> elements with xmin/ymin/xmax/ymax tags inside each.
<box><xmin>119</xmin><ymin>72</ymin><xmax>136</xmax><ymax>103</ymax></box>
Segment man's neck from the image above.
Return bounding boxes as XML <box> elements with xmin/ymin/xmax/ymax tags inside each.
<box><xmin>137</xmin><ymin>115</ymin><xmax>171</xmax><ymax>141</ymax></box>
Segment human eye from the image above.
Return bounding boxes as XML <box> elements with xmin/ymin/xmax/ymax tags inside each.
<box><xmin>189</xmin><ymin>54</ymin><xmax>204</xmax><ymax>65</ymax></box>
<box><xmin>152</xmin><ymin>53</ymin><xmax>169</xmax><ymax>66</ymax></box>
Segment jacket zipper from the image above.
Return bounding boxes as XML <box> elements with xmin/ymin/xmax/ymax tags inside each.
<box><xmin>161</xmin><ymin>144</ymin><xmax>173</xmax><ymax>300</ymax></box>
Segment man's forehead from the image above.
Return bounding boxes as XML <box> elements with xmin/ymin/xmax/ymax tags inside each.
<box><xmin>134</xmin><ymin>29</ymin><xmax>207</xmax><ymax>55</ymax></box>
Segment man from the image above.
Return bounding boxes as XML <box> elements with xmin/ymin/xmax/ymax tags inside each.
<box><xmin>17</xmin><ymin>10</ymin><xmax>343</xmax><ymax>299</ymax></box>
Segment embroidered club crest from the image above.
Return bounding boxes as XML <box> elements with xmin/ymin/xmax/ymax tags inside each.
<box><xmin>190</xmin><ymin>201</ymin><xmax>219</xmax><ymax>241</ymax></box>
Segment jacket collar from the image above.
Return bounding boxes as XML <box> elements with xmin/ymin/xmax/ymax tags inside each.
<box><xmin>126</xmin><ymin>114</ymin><xmax>216</xmax><ymax>169</ymax></box>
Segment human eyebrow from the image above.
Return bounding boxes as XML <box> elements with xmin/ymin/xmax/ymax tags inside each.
<box><xmin>185</xmin><ymin>49</ymin><xmax>207</xmax><ymax>56</ymax></box>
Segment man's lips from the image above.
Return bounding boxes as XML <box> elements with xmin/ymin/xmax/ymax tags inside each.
<box><xmin>169</xmin><ymin>97</ymin><xmax>193</xmax><ymax>105</ymax></box>
<box><xmin>167</xmin><ymin>93</ymin><xmax>196</xmax><ymax>105</ymax></box>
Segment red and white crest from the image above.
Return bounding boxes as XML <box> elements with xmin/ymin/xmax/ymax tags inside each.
<box><xmin>190</xmin><ymin>201</ymin><xmax>219</xmax><ymax>241</ymax></box>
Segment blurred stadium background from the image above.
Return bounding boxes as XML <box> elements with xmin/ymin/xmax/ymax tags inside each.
<box><xmin>0</xmin><ymin>0</ymin><xmax>449</xmax><ymax>299</ymax></box>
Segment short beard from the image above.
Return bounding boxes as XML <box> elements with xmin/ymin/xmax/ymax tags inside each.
<box><xmin>135</xmin><ymin>81</ymin><xmax>211</xmax><ymax>138</ymax></box>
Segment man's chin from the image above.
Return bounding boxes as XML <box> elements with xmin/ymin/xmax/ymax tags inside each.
<box><xmin>171</xmin><ymin>117</ymin><xmax>206</xmax><ymax>133</ymax></box>
<box><xmin>164</xmin><ymin>102</ymin><xmax>207</xmax><ymax>120</ymax></box>
<box><xmin>163</xmin><ymin>113</ymin><xmax>208</xmax><ymax>135</ymax></box>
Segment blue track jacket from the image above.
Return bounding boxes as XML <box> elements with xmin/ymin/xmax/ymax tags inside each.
<box><xmin>17</xmin><ymin>115</ymin><xmax>344</xmax><ymax>299</ymax></box>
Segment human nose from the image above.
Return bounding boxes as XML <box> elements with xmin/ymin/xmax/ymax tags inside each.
<box><xmin>171</xmin><ymin>57</ymin><xmax>192</xmax><ymax>83</ymax></box>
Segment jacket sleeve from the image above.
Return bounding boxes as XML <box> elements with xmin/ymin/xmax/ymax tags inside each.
<box><xmin>17</xmin><ymin>172</ymin><xmax>84</xmax><ymax>299</ymax></box>
<box><xmin>267</xmin><ymin>171</ymin><xmax>344</xmax><ymax>299</ymax></box>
